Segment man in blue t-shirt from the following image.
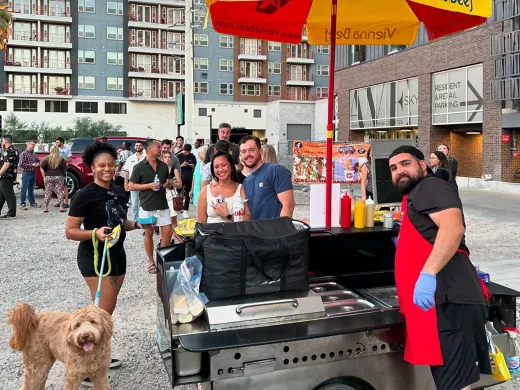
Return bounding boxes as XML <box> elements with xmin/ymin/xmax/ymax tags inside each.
<box><xmin>239</xmin><ymin>135</ymin><xmax>294</xmax><ymax>220</ymax></box>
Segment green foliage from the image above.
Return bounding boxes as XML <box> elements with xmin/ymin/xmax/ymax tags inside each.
<box><xmin>3</xmin><ymin>113</ymin><xmax>125</xmax><ymax>143</ymax></box>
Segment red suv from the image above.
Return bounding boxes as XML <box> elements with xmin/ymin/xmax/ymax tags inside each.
<box><xmin>36</xmin><ymin>136</ymin><xmax>148</xmax><ymax>197</ymax></box>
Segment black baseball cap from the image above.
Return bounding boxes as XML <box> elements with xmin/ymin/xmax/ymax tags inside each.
<box><xmin>389</xmin><ymin>145</ymin><xmax>434</xmax><ymax>175</ymax></box>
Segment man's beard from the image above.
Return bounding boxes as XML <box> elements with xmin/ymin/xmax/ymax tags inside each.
<box><xmin>243</xmin><ymin>155</ymin><xmax>261</xmax><ymax>168</ymax></box>
<box><xmin>394</xmin><ymin>171</ymin><xmax>424</xmax><ymax>195</ymax></box>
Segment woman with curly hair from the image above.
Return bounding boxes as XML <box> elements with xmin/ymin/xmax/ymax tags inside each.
<box><xmin>65</xmin><ymin>142</ymin><xmax>142</xmax><ymax>378</ymax></box>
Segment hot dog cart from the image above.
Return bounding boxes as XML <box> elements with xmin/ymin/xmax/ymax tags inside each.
<box><xmin>156</xmin><ymin>226</ymin><xmax>520</xmax><ymax>390</ymax></box>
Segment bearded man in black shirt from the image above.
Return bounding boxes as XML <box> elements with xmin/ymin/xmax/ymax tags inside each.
<box><xmin>388</xmin><ymin>145</ymin><xmax>490</xmax><ymax>390</ymax></box>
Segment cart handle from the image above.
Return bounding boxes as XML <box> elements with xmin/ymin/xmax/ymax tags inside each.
<box><xmin>235</xmin><ymin>299</ymin><xmax>299</xmax><ymax>314</ymax></box>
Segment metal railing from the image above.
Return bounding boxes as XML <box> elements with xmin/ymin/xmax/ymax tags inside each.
<box><xmin>491</xmin><ymin>78</ymin><xmax>520</xmax><ymax>100</ymax></box>
<box><xmin>494</xmin><ymin>53</ymin><xmax>520</xmax><ymax>78</ymax></box>
<box><xmin>494</xmin><ymin>0</ymin><xmax>520</xmax><ymax>22</ymax></box>
<box><xmin>286</xmin><ymin>49</ymin><xmax>314</xmax><ymax>59</ymax></box>
<box><xmin>239</xmin><ymin>72</ymin><xmax>264</xmax><ymax>79</ymax></box>
<box><xmin>129</xmin><ymin>12</ymin><xmax>184</xmax><ymax>25</ymax></box>
<box><xmin>10</xmin><ymin>5</ymin><xmax>71</xmax><ymax>17</ymax></box>
<box><xmin>5</xmin><ymin>59</ymin><xmax>38</xmax><ymax>67</ymax></box>
<box><xmin>129</xmin><ymin>40</ymin><xmax>185</xmax><ymax>50</ymax></box>
<box><xmin>129</xmin><ymin>88</ymin><xmax>174</xmax><ymax>98</ymax></box>
<box><xmin>239</xmin><ymin>48</ymin><xmax>263</xmax><ymax>56</ymax></box>
<box><xmin>44</xmin><ymin>59</ymin><xmax>71</xmax><ymax>69</ymax></box>
<box><xmin>9</xmin><ymin>31</ymin><xmax>71</xmax><ymax>43</ymax></box>
<box><xmin>5</xmin><ymin>84</ymin><xmax>71</xmax><ymax>95</ymax></box>
<box><xmin>42</xmin><ymin>33</ymin><xmax>71</xmax><ymax>43</ymax></box>
<box><xmin>10</xmin><ymin>31</ymin><xmax>38</xmax><ymax>41</ymax></box>
<box><xmin>491</xmin><ymin>30</ymin><xmax>520</xmax><ymax>56</ymax></box>
<box><xmin>286</xmin><ymin>73</ymin><xmax>314</xmax><ymax>82</ymax></box>
<box><xmin>129</xmin><ymin>64</ymin><xmax>185</xmax><ymax>75</ymax></box>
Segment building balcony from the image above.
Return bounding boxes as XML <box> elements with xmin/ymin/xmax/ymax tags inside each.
<box><xmin>7</xmin><ymin>32</ymin><xmax>72</xmax><ymax>49</ymax></box>
<box><xmin>286</xmin><ymin>74</ymin><xmax>314</xmax><ymax>86</ymax></box>
<box><xmin>129</xmin><ymin>88</ymin><xmax>175</xmax><ymax>102</ymax></box>
<box><xmin>4</xmin><ymin>59</ymin><xmax>72</xmax><ymax>74</ymax></box>
<box><xmin>302</xmin><ymin>26</ymin><xmax>308</xmax><ymax>42</ymax></box>
<box><xmin>5</xmin><ymin>83</ymin><xmax>71</xmax><ymax>98</ymax></box>
<box><xmin>494</xmin><ymin>53</ymin><xmax>520</xmax><ymax>79</ymax></box>
<box><xmin>491</xmin><ymin>30</ymin><xmax>520</xmax><ymax>57</ymax></box>
<box><xmin>128</xmin><ymin>13</ymin><xmax>185</xmax><ymax>30</ymax></box>
<box><xmin>238</xmin><ymin>48</ymin><xmax>266</xmax><ymax>61</ymax></box>
<box><xmin>128</xmin><ymin>41</ymin><xmax>185</xmax><ymax>55</ymax></box>
<box><xmin>286</xmin><ymin>50</ymin><xmax>315</xmax><ymax>64</ymax></box>
<box><xmin>10</xmin><ymin>6</ymin><xmax>72</xmax><ymax>23</ymax></box>
<box><xmin>238</xmin><ymin>73</ymin><xmax>267</xmax><ymax>84</ymax></box>
<box><xmin>128</xmin><ymin>0</ymin><xmax>185</xmax><ymax>5</ymax></box>
<box><xmin>128</xmin><ymin>64</ymin><xmax>185</xmax><ymax>80</ymax></box>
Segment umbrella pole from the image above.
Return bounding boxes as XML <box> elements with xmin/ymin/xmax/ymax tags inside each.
<box><xmin>325</xmin><ymin>0</ymin><xmax>338</xmax><ymax>230</ymax></box>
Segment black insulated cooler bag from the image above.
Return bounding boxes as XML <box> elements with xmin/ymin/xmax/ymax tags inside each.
<box><xmin>193</xmin><ymin>217</ymin><xmax>310</xmax><ymax>300</ymax></box>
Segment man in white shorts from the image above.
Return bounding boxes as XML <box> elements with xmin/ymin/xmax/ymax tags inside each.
<box><xmin>129</xmin><ymin>139</ymin><xmax>173</xmax><ymax>274</ymax></box>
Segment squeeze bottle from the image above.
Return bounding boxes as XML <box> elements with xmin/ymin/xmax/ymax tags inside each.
<box><xmin>354</xmin><ymin>200</ymin><xmax>366</xmax><ymax>229</ymax></box>
<box><xmin>340</xmin><ymin>191</ymin><xmax>352</xmax><ymax>228</ymax></box>
<box><xmin>365</xmin><ymin>197</ymin><xmax>375</xmax><ymax>228</ymax></box>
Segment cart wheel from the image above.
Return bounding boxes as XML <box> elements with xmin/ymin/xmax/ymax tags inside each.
<box><xmin>317</xmin><ymin>385</ymin><xmax>357</xmax><ymax>390</ymax></box>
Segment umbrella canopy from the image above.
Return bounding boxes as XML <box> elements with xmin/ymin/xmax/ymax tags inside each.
<box><xmin>207</xmin><ymin>0</ymin><xmax>492</xmax><ymax>45</ymax></box>
<box><xmin>206</xmin><ymin>0</ymin><xmax>492</xmax><ymax>230</ymax></box>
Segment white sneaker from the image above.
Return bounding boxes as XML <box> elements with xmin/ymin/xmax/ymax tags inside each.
<box><xmin>182</xmin><ymin>211</ymin><xmax>189</xmax><ymax>219</ymax></box>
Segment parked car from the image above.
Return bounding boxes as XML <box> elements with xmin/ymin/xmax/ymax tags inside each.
<box><xmin>35</xmin><ymin>136</ymin><xmax>148</xmax><ymax>198</ymax></box>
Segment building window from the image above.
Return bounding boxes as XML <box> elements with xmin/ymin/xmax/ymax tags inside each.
<box><xmin>219</xmin><ymin>83</ymin><xmax>233</xmax><ymax>95</ymax></box>
<box><xmin>198</xmin><ymin>107</ymin><xmax>207</xmax><ymax>116</ymax></box>
<box><xmin>45</xmin><ymin>100</ymin><xmax>68</xmax><ymax>113</ymax></box>
<box><xmin>219</xmin><ymin>36</ymin><xmax>233</xmax><ymax>48</ymax></box>
<box><xmin>107</xmin><ymin>77</ymin><xmax>123</xmax><ymax>91</ymax></box>
<box><xmin>0</xmin><ymin>99</ymin><xmax>6</xmax><ymax>111</ymax></box>
<box><xmin>107</xmin><ymin>2</ymin><xmax>123</xmax><ymax>15</ymax></box>
<box><xmin>316</xmin><ymin>87</ymin><xmax>329</xmax><ymax>98</ymax></box>
<box><xmin>241</xmin><ymin>84</ymin><xmax>260</xmax><ymax>96</ymax></box>
<box><xmin>194</xmin><ymin>58</ymin><xmax>209</xmax><ymax>70</ymax></box>
<box><xmin>253</xmin><ymin>109</ymin><xmax>261</xmax><ymax>118</ymax></box>
<box><xmin>268</xmin><ymin>62</ymin><xmax>281</xmax><ymax>74</ymax></box>
<box><xmin>107</xmin><ymin>27</ymin><xmax>123</xmax><ymax>40</ymax></box>
<box><xmin>78</xmin><ymin>50</ymin><xmax>95</xmax><ymax>64</ymax></box>
<box><xmin>78</xmin><ymin>0</ymin><xmax>95</xmax><ymax>13</ymax></box>
<box><xmin>105</xmin><ymin>102</ymin><xmax>127</xmax><ymax>114</ymax></box>
<box><xmin>219</xmin><ymin>59</ymin><xmax>233</xmax><ymax>72</ymax></box>
<box><xmin>268</xmin><ymin>85</ymin><xmax>281</xmax><ymax>96</ymax></box>
<box><xmin>78</xmin><ymin>76</ymin><xmax>95</xmax><ymax>89</ymax></box>
<box><xmin>194</xmin><ymin>82</ymin><xmax>209</xmax><ymax>94</ymax></box>
<box><xmin>350</xmin><ymin>45</ymin><xmax>366</xmax><ymax>64</ymax></box>
<box><xmin>13</xmin><ymin>99</ymin><xmax>37</xmax><ymax>112</ymax></box>
<box><xmin>78</xmin><ymin>25</ymin><xmax>95</xmax><ymax>38</ymax></box>
<box><xmin>107</xmin><ymin>52</ymin><xmax>123</xmax><ymax>65</ymax></box>
<box><xmin>76</xmin><ymin>101</ymin><xmax>98</xmax><ymax>113</ymax></box>
<box><xmin>268</xmin><ymin>41</ymin><xmax>281</xmax><ymax>51</ymax></box>
<box><xmin>387</xmin><ymin>45</ymin><xmax>406</xmax><ymax>54</ymax></box>
<box><xmin>317</xmin><ymin>45</ymin><xmax>330</xmax><ymax>54</ymax></box>
<box><xmin>193</xmin><ymin>10</ymin><xmax>205</xmax><ymax>23</ymax></box>
<box><xmin>194</xmin><ymin>34</ymin><xmax>208</xmax><ymax>46</ymax></box>
<box><xmin>317</xmin><ymin>65</ymin><xmax>329</xmax><ymax>76</ymax></box>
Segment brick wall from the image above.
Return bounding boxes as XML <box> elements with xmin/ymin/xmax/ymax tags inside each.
<box><xmin>450</xmin><ymin>133</ymin><xmax>483</xmax><ymax>178</ymax></box>
<box><xmin>501</xmin><ymin>130</ymin><xmax>520</xmax><ymax>183</ymax></box>
<box><xmin>335</xmin><ymin>23</ymin><xmax>506</xmax><ymax>180</ymax></box>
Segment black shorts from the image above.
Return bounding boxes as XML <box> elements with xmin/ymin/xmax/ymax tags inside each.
<box><xmin>431</xmin><ymin>303</ymin><xmax>492</xmax><ymax>390</ymax></box>
<box><xmin>77</xmin><ymin>252</ymin><xmax>127</xmax><ymax>277</ymax></box>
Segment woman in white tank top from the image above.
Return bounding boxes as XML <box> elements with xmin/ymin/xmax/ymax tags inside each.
<box><xmin>197</xmin><ymin>152</ymin><xmax>251</xmax><ymax>223</ymax></box>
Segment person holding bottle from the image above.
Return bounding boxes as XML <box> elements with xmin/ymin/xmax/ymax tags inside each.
<box><xmin>197</xmin><ymin>152</ymin><xmax>251</xmax><ymax>224</ymax></box>
<box><xmin>129</xmin><ymin>139</ymin><xmax>174</xmax><ymax>274</ymax></box>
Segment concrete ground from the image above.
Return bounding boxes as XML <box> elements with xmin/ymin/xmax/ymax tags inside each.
<box><xmin>0</xmin><ymin>187</ymin><xmax>519</xmax><ymax>389</ymax></box>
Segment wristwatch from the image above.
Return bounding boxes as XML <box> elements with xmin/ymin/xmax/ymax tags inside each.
<box><xmin>226</xmin><ymin>214</ymin><xmax>233</xmax><ymax>220</ymax></box>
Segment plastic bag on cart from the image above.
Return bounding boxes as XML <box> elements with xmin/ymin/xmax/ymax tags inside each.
<box><xmin>169</xmin><ymin>256</ymin><xmax>208</xmax><ymax>324</ymax></box>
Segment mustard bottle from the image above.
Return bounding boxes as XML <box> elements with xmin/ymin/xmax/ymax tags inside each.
<box><xmin>354</xmin><ymin>200</ymin><xmax>366</xmax><ymax>229</ymax></box>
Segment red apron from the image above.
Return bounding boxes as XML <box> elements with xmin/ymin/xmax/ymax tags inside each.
<box><xmin>395</xmin><ymin>195</ymin><xmax>491</xmax><ymax>366</ymax></box>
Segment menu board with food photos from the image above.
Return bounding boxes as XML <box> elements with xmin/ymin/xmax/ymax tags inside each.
<box><xmin>292</xmin><ymin>141</ymin><xmax>370</xmax><ymax>184</ymax></box>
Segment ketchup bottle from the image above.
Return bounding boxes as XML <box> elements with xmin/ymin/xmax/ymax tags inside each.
<box><xmin>340</xmin><ymin>191</ymin><xmax>352</xmax><ymax>228</ymax></box>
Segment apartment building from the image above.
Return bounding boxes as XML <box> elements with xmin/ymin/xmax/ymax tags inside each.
<box><xmin>1</xmin><ymin>0</ymin><xmax>187</xmax><ymax>140</ymax></box>
<box><xmin>334</xmin><ymin>0</ymin><xmax>520</xmax><ymax>184</ymax></box>
<box><xmin>189</xmin><ymin>2</ymin><xmax>331</xmax><ymax>145</ymax></box>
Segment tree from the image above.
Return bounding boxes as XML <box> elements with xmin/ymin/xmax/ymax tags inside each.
<box><xmin>0</xmin><ymin>9</ymin><xmax>12</xmax><ymax>50</ymax></box>
<box><xmin>71</xmin><ymin>117</ymin><xmax>124</xmax><ymax>138</ymax></box>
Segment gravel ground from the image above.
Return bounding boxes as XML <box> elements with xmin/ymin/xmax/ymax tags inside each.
<box><xmin>1</xmin><ymin>187</ymin><xmax>520</xmax><ymax>389</ymax></box>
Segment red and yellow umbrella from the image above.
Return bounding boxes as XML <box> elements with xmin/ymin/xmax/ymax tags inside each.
<box><xmin>206</xmin><ymin>0</ymin><xmax>492</xmax><ymax>229</ymax></box>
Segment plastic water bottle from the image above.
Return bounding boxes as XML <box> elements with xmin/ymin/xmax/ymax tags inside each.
<box><xmin>233</xmin><ymin>197</ymin><xmax>247</xmax><ymax>222</ymax></box>
<box><xmin>153</xmin><ymin>174</ymin><xmax>160</xmax><ymax>192</ymax></box>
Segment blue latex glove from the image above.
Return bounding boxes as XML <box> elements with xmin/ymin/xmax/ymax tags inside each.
<box><xmin>413</xmin><ymin>272</ymin><xmax>437</xmax><ymax>312</ymax></box>
<box><xmin>391</xmin><ymin>237</ymin><xmax>398</xmax><ymax>247</ymax></box>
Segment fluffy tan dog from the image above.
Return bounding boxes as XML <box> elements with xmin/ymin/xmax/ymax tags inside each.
<box><xmin>8</xmin><ymin>302</ymin><xmax>113</xmax><ymax>390</ymax></box>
